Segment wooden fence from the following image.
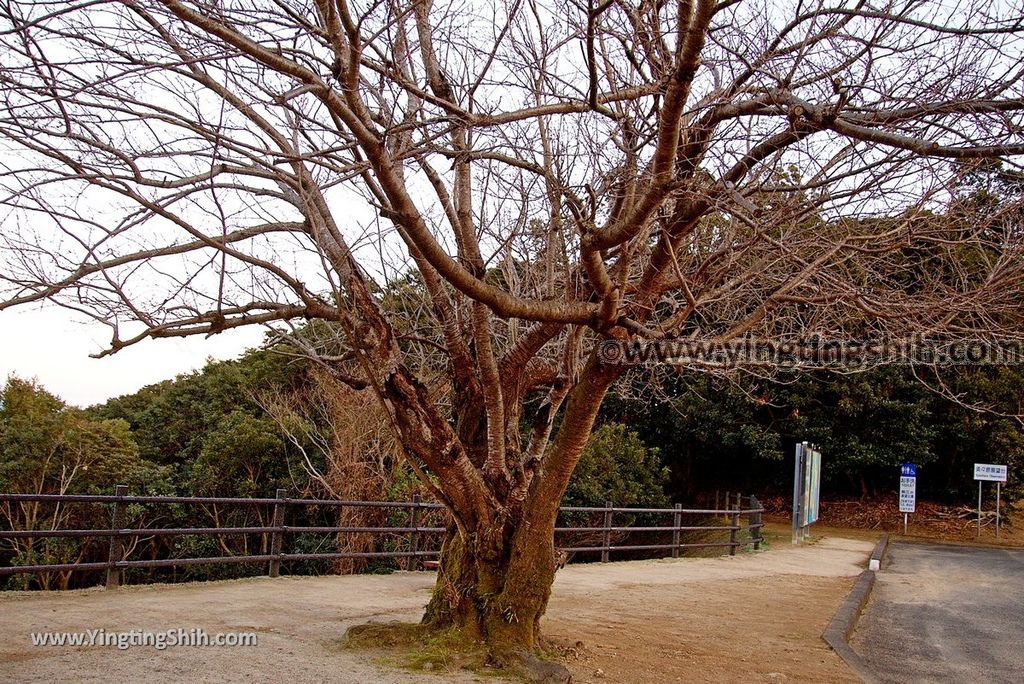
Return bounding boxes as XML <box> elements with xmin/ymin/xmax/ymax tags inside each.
<box><xmin>0</xmin><ymin>489</ymin><xmax>763</xmax><ymax>588</ymax></box>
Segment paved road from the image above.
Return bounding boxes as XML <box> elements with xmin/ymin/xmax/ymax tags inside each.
<box><xmin>852</xmin><ymin>541</ymin><xmax>1024</xmax><ymax>683</ymax></box>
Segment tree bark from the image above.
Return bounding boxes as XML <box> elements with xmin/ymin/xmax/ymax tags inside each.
<box><xmin>419</xmin><ymin>349</ymin><xmax>622</xmax><ymax>666</ymax></box>
<box><xmin>421</xmin><ymin>512</ymin><xmax>558</xmax><ymax>661</ymax></box>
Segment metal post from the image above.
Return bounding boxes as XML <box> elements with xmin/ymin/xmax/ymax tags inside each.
<box><xmin>903</xmin><ymin>512</ymin><xmax>908</xmax><ymax>536</ymax></box>
<box><xmin>729</xmin><ymin>503</ymin><xmax>739</xmax><ymax>556</ymax></box>
<box><xmin>978</xmin><ymin>481</ymin><xmax>983</xmax><ymax>539</ymax></box>
<box><xmin>791</xmin><ymin>442</ymin><xmax>804</xmax><ymax>544</ymax></box>
<box><xmin>672</xmin><ymin>503</ymin><xmax>682</xmax><ymax>558</ymax></box>
<box><xmin>996</xmin><ymin>482</ymin><xmax>1001</xmax><ymax>540</ymax></box>
<box><xmin>269</xmin><ymin>488</ymin><xmax>286</xmax><ymax>578</ymax></box>
<box><xmin>601</xmin><ymin>501</ymin><xmax>613</xmax><ymax>563</ymax></box>
<box><xmin>804</xmin><ymin>443</ymin><xmax>814</xmax><ymax>542</ymax></box>
<box><xmin>410</xmin><ymin>494</ymin><xmax>421</xmax><ymax>569</ymax></box>
<box><xmin>105</xmin><ymin>484</ymin><xmax>128</xmax><ymax>589</ymax></box>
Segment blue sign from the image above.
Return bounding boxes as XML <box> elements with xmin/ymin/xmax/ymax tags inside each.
<box><xmin>899</xmin><ymin>463</ymin><xmax>917</xmax><ymax>513</ymax></box>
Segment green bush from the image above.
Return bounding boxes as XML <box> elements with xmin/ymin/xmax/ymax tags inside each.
<box><xmin>564</xmin><ymin>423</ymin><xmax>669</xmax><ymax>509</ymax></box>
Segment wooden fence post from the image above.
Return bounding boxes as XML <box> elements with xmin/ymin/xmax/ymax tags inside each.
<box><xmin>409</xmin><ymin>494</ymin><xmax>421</xmax><ymax>570</ymax></box>
<box><xmin>750</xmin><ymin>495</ymin><xmax>762</xmax><ymax>551</ymax></box>
<box><xmin>105</xmin><ymin>484</ymin><xmax>128</xmax><ymax>589</ymax></box>
<box><xmin>729</xmin><ymin>501</ymin><xmax>740</xmax><ymax>556</ymax></box>
<box><xmin>269</xmin><ymin>489</ymin><xmax>286</xmax><ymax>578</ymax></box>
<box><xmin>601</xmin><ymin>501</ymin><xmax>613</xmax><ymax>563</ymax></box>
<box><xmin>672</xmin><ymin>503</ymin><xmax>682</xmax><ymax>559</ymax></box>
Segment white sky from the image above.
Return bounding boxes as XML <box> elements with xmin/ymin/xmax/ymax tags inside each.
<box><xmin>0</xmin><ymin>306</ymin><xmax>262</xmax><ymax>408</ymax></box>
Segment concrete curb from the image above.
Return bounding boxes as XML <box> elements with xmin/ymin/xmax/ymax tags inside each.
<box><xmin>821</xmin><ymin>533</ymin><xmax>889</xmax><ymax>684</ymax></box>
<box><xmin>893</xmin><ymin>534</ymin><xmax>1022</xmax><ymax>551</ymax></box>
<box><xmin>867</xmin><ymin>533</ymin><xmax>889</xmax><ymax>569</ymax></box>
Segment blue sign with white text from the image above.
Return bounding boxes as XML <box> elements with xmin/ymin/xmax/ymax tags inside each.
<box><xmin>899</xmin><ymin>463</ymin><xmax>917</xmax><ymax>513</ymax></box>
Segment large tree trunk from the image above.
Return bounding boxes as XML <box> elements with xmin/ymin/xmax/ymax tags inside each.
<box><xmin>418</xmin><ymin>351</ymin><xmax>622</xmax><ymax>671</ymax></box>
<box><xmin>421</xmin><ymin>512</ymin><xmax>558</xmax><ymax>662</ymax></box>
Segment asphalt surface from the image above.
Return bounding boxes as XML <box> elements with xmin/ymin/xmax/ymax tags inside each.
<box><xmin>851</xmin><ymin>541</ymin><xmax>1024</xmax><ymax>683</ymax></box>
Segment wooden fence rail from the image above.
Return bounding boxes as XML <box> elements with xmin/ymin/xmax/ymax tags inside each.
<box><xmin>0</xmin><ymin>489</ymin><xmax>764</xmax><ymax>587</ymax></box>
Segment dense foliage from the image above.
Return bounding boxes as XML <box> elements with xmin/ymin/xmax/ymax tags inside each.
<box><xmin>606</xmin><ymin>367</ymin><xmax>1024</xmax><ymax>502</ymax></box>
<box><xmin>3</xmin><ymin>344</ymin><xmax>1022</xmax><ymax>589</ymax></box>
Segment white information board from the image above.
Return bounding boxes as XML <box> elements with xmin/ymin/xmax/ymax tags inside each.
<box><xmin>792</xmin><ymin>442</ymin><xmax>822</xmax><ymax>543</ymax></box>
<box><xmin>899</xmin><ymin>477</ymin><xmax>916</xmax><ymax>512</ymax></box>
<box><xmin>803</xmin><ymin>447</ymin><xmax>822</xmax><ymax>525</ymax></box>
<box><xmin>974</xmin><ymin>463</ymin><xmax>1008</xmax><ymax>482</ymax></box>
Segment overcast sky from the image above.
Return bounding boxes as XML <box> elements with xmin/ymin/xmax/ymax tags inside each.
<box><xmin>0</xmin><ymin>306</ymin><xmax>262</xmax><ymax>408</ymax></box>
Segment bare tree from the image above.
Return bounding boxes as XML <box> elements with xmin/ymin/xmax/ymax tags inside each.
<box><xmin>2</xmin><ymin>0</ymin><xmax>1023</xmax><ymax>673</ymax></box>
<box><xmin>257</xmin><ymin>368</ymin><xmax>421</xmax><ymax>572</ymax></box>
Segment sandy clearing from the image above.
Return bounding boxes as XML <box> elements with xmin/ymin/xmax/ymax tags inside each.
<box><xmin>548</xmin><ymin>537</ymin><xmax>871</xmax><ymax>683</ymax></box>
<box><xmin>0</xmin><ymin>535</ymin><xmax>873</xmax><ymax>683</ymax></box>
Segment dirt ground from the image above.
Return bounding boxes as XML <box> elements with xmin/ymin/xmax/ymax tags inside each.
<box><xmin>0</xmin><ymin>532</ymin><xmax>873</xmax><ymax>683</ymax></box>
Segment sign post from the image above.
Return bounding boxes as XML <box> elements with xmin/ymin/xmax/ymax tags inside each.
<box><xmin>899</xmin><ymin>464</ymin><xmax>916</xmax><ymax>535</ymax></box>
<box><xmin>978</xmin><ymin>479</ymin><xmax>983</xmax><ymax>538</ymax></box>
<box><xmin>997</xmin><ymin>481</ymin><xmax>1001</xmax><ymax>539</ymax></box>
<box><xmin>973</xmin><ymin>463</ymin><xmax>1008</xmax><ymax>539</ymax></box>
